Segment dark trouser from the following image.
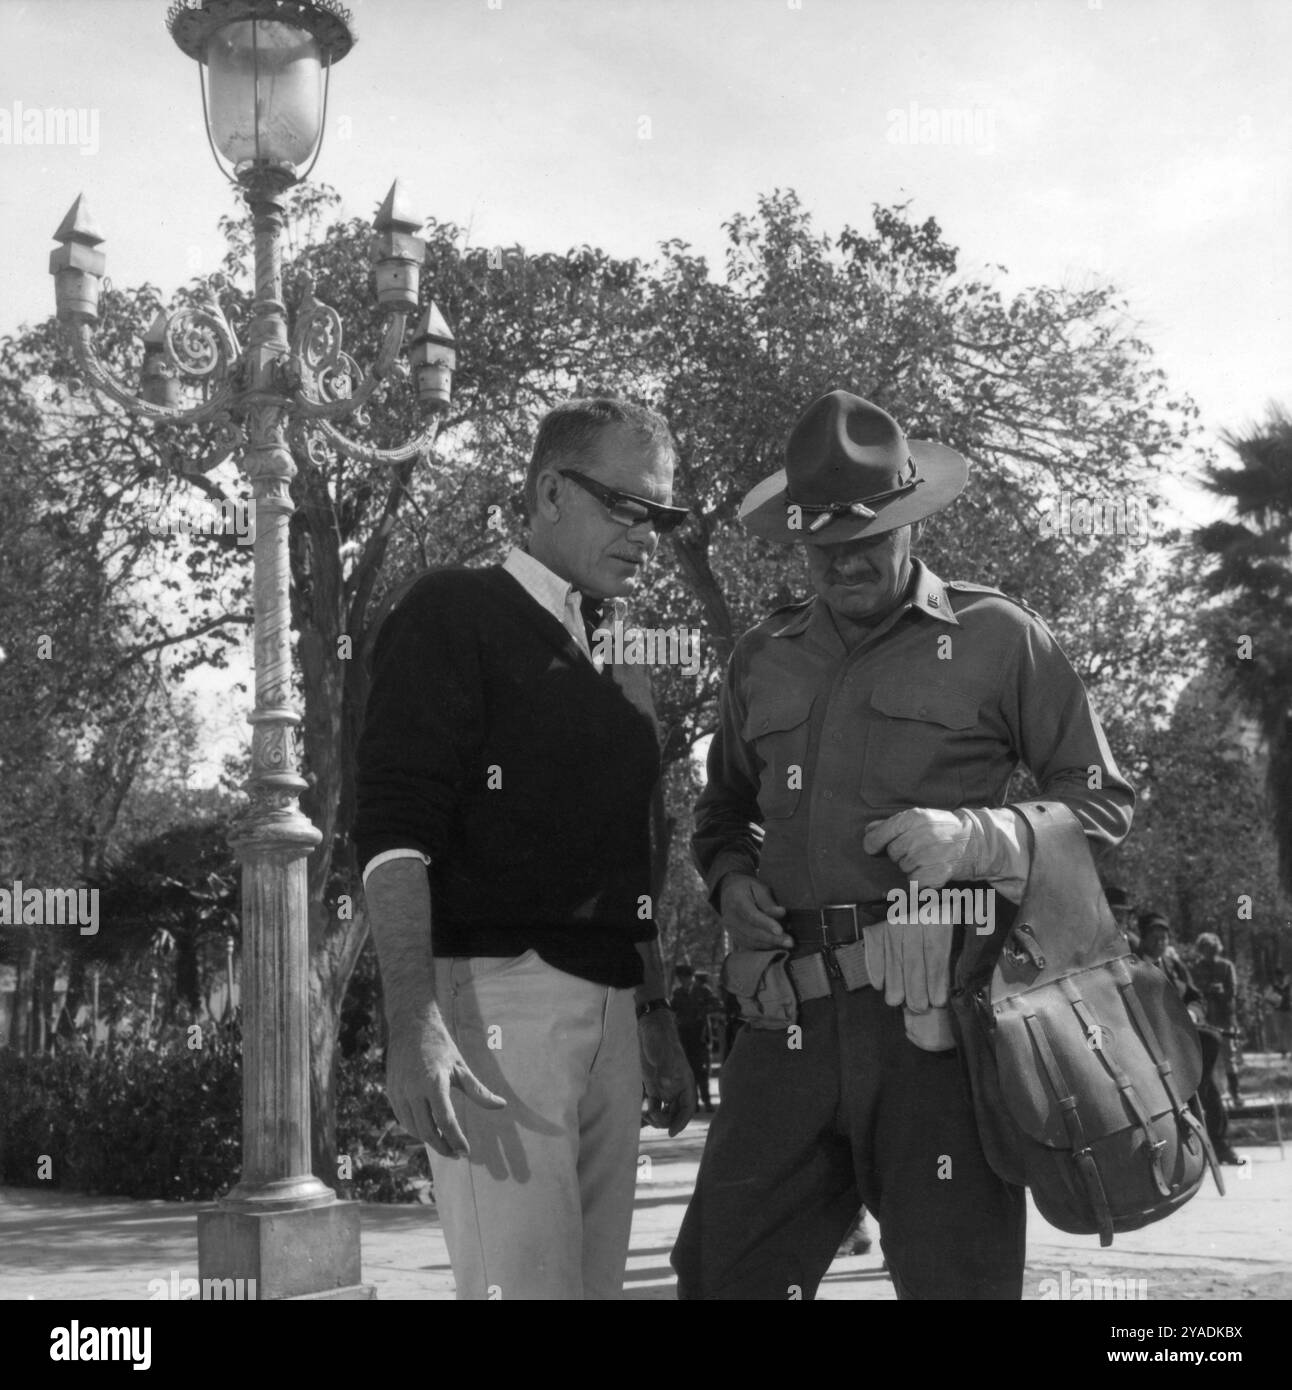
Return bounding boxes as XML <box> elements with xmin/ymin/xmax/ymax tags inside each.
<box><xmin>678</xmin><ymin>1026</ymin><xmax>711</xmax><ymax>1107</ymax></box>
<box><xmin>1198</xmin><ymin>1030</ymin><xmax>1228</xmax><ymax>1149</ymax></box>
<box><xmin>671</xmin><ymin>976</ymin><xmax>1026</xmax><ymax>1300</ymax></box>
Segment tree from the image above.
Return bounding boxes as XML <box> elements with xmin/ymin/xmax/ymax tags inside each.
<box><xmin>82</xmin><ymin>821</ymin><xmax>240</xmax><ymax>1020</ymax></box>
<box><xmin>1103</xmin><ymin>668</ymin><xmax>1290</xmax><ymax>964</ymax></box>
<box><xmin>632</xmin><ymin>192</ymin><xmax>1203</xmax><ymax>765</ymax></box>
<box><xmin>1192</xmin><ymin>406</ymin><xmax>1292</xmax><ymax>898</ymax></box>
<box><xmin>0</xmin><ymin>342</ymin><xmax>202</xmax><ymax>1053</ymax></box>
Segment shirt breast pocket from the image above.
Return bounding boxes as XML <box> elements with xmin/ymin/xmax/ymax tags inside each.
<box><xmin>862</xmin><ymin>679</ymin><xmax>977</xmax><ymax>811</ymax></box>
<box><xmin>741</xmin><ymin>692</ymin><xmax>815</xmax><ymax>820</ymax></box>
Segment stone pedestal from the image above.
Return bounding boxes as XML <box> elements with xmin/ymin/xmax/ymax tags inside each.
<box><xmin>198</xmin><ymin>1200</ymin><xmax>372</xmax><ymax>1300</ymax></box>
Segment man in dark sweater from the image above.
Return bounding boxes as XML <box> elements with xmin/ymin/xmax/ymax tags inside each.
<box><xmin>354</xmin><ymin>397</ymin><xmax>696</xmax><ymax>1300</ymax></box>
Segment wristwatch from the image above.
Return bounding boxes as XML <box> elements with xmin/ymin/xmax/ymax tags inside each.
<box><xmin>636</xmin><ymin>997</ymin><xmax>671</xmax><ymax>1021</ymax></box>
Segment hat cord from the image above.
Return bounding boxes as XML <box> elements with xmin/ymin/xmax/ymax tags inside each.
<box><xmin>792</xmin><ymin>471</ymin><xmax>925</xmax><ymax>534</ymax></box>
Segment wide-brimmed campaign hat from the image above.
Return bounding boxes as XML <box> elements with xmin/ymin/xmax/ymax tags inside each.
<box><xmin>739</xmin><ymin>391</ymin><xmax>969</xmax><ymax>544</ymax></box>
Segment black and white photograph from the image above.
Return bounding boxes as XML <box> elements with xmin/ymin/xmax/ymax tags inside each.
<box><xmin>0</xmin><ymin>0</ymin><xmax>1288</xmax><ymax>1349</ymax></box>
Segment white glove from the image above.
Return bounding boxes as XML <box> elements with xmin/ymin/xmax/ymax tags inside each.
<box><xmin>862</xmin><ymin>806</ymin><xmax>1030</xmax><ymax>903</ymax></box>
<box><xmin>862</xmin><ymin>914</ymin><xmax>953</xmax><ymax>1010</ymax></box>
<box><xmin>860</xmin><ymin>805</ymin><xmax>1031</xmax><ymax>1019</ymax></box>
<box><xmin>903</xmin><ymin>1006</ymin><xmax>957</xmax><ymax>1052</ymax></box>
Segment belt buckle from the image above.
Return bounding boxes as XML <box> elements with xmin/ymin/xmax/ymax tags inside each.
<box><xmin>821</xmin><ymin>902</ymin><xmax>861</xmax><ymax>946</ymax></box>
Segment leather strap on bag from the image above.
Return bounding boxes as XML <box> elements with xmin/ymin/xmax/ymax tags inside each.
<box><xmin>1062</xmin><ymin>976</ymin><xmax>1172</xmax><ymax>1198</ymax></box>
<box><xmin>1114</xmin><ymin>961</ymin><xmax>1226</xmax><ymax>1196</ymax></box>
<box><xmin>1022</xmin><ymin>1009</ymin><xmax>1117</xmax><ymax>1246</ymax></box>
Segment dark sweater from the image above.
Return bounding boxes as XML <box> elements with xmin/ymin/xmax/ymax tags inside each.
<box><xmin>353</xmin><ymin>566</ymin><xmax>661</xmax><ymax>988</ymax></box>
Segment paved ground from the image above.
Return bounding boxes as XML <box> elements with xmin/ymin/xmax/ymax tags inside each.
<box><xmin>2</xmin><ymin>1110</ymin><xmax>1289</xmax><ymax>1301</ymax></box>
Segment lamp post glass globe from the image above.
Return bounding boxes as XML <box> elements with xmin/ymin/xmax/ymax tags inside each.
<box><xmin>206</xmin><ymin>19</ymin><xmax>323</xmax><ymax>170</ymax></box>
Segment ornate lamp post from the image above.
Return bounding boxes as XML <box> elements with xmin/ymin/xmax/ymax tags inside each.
<box><xmin>50</xmin><ymin>0</ymin><xmax>455</xmax><ymax>1299</ymax></box>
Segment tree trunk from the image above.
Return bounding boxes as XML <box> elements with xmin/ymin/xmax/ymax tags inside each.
<box><xmin>671</xmin><ymin>525</ymin><xmax>736</xmax><ymax>666</ymax></box>
<box><xmin>175</xmin><ymin>931</ymin><xmax>200</xmax><ymax>1013</ymax></box>
<box><xmin>293</xmin><ymin>464</ymin><xmax>402</xmax><ymax>1188</ymax></box>
<box><xmin>12</xmin><ymin>947</ymin><xmax>34</xmax><ymax>1055</ymax></box>
<box><xmin>34</xmin><ymin>952</ymin><xmax>54</xmax><ymax>1054</ymax></box>
<box><xmin>308</xmin><ymin>897</ymin><xmax>369</xmax><ymax>1188</ymax></box>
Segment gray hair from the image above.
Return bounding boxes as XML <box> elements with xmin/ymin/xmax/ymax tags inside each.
<box><xmin>523</xmin><ymin>397</ymin><xmax>676</xmax><ymax>518</ymax></box>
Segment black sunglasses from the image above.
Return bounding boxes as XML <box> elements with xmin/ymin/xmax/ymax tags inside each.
<box><xmin>558</xmin><ymin>469</ymin><xmax>690</xmax><ymax>534</ymax></box>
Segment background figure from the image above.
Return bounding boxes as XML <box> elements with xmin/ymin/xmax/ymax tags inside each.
<box><xmin>1104</xmin><ymin>885</ymin><xmax>1139</xmax><ymax>955</ymax></box>
<box><xmin>1264</xmin><ymin>967</ymin><xmax>1292</xmax><ymax>1057</ymax></box>
<box><xmin>695</xmin><ymin>972</ymin><xmax>724</xmax><ymax>1090</ymax></box>
<box><xmin>1192</xmin><ymin>933</ymin><xmax>1241</xmax><ymax>1107</ymax></box>
<box><xmin>1137</xmin><ymin>914</ymin><xmax>1244</xmax><ymax>1165</ymax></box>
<box><xmin>836</xmin><ymin>1206</ymin><xmax>873</xmax><ymax>1258</ymax></box>
<box><xmin>671</xmin><ymin>965</ymin><xmax>716</xmax><ymax>1112</ymax></box>
<box><xmin>722</xmin><ymin>987</ymin><xmax>745</xmax><ymax>1059</ymax></box>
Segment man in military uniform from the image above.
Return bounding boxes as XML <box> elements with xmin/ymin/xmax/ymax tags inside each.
<box><xmin>672</xmin><ymin>391</ymin><xmax>1135</xmax><ymax>1300</ymax></box>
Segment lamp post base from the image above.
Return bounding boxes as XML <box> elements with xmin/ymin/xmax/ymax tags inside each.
<box><xmin>197</xmin><ymin>1199</ymin><xmax>372</xmax><ymax>1301</ymax></box>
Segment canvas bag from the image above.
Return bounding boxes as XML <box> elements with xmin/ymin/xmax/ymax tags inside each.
<box><xmin>950</xmin><ymin>800</ymin><xmax>1225</xmax><ymax>1246</ymax></box>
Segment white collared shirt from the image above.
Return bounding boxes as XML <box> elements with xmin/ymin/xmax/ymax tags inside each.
<box><xmin>502</xmin><ymin>546</ymin><xmax>594</xmax><ymax>660</ymax></box>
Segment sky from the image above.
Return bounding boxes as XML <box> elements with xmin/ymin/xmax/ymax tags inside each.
<box><xmin>1</xmin><ymin>0</ymin><xmax>1289</xmax><ymax>779</ymax></box>
<box><xmin>1</xmin><ymin>0</ymin><xmax>1288</xmax><ymax>456</ymax></box>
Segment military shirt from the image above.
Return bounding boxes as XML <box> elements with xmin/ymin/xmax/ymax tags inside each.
<box><xmin>693</xmin><ymin>559</ymin><xmax>1135</xmax><ymax>910</ymax></box>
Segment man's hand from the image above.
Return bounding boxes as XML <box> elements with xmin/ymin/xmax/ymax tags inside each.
<box><xmin>719</xmin><ymin>873</ymin><xmax>794</xmax><ymax>950</ymax></box>
<box><xmin>385</xmin><ymin>1009</ymin><xmax>506</xmax><ymax>1159</ymax></box>
<box><xmin>639</xmin><ymin>1010</ymin><xmax>697</xmax><ymax>1137</ymax></box>
<box><xmin>863</xmin><ymin>808</ymin><xmax>977</xmax><ymax>887</ymax></box>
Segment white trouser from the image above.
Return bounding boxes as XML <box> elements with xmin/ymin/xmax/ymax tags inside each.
<box><xmin>428</xmin><ymin>949</ymin><xmax>642</xmax><ymax>1300</ymax></box>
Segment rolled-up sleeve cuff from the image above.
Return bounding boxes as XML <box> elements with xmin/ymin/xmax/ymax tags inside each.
<box><xmin>362</xmin><ymin>848</ymin><xmax>431</xmax><ymax>887</ymax></box>
<box><xmin>965</xmin><ymin>806</ymin><xmax>1030</xmax><ymax>904</ymax></box>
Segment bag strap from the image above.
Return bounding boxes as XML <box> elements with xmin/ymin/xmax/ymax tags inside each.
<box><xmin>1112</xmin><ymin>960</ymin><xmax>1227</xmax><ymax>1198</ymax></box>
<box><xmin>1059</xmin><ymin>976</ymin><xmax>1172</xmax><ymax>1198</ymax></box>
<box><xmin>1022</xmin><ymin>1009</ymin><xmax>1116</xmax><ymax>1246</ymax></box>
<box><xmin>1074</xmin><ymin>1150</ymin><xmax>1116</xmax><ymax>1248</ymax></box>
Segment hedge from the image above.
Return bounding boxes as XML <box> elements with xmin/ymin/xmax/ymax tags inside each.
<box><xmin>0</xmin><ymin>1024</ymin><xmax>428</xmax><ymax>1203</ymax></box>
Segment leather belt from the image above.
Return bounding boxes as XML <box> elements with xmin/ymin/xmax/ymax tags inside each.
<box><xmin>783</xmin><ymin>903</ymin><xmax>886</xmax><ymax>1002</ymax></box>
